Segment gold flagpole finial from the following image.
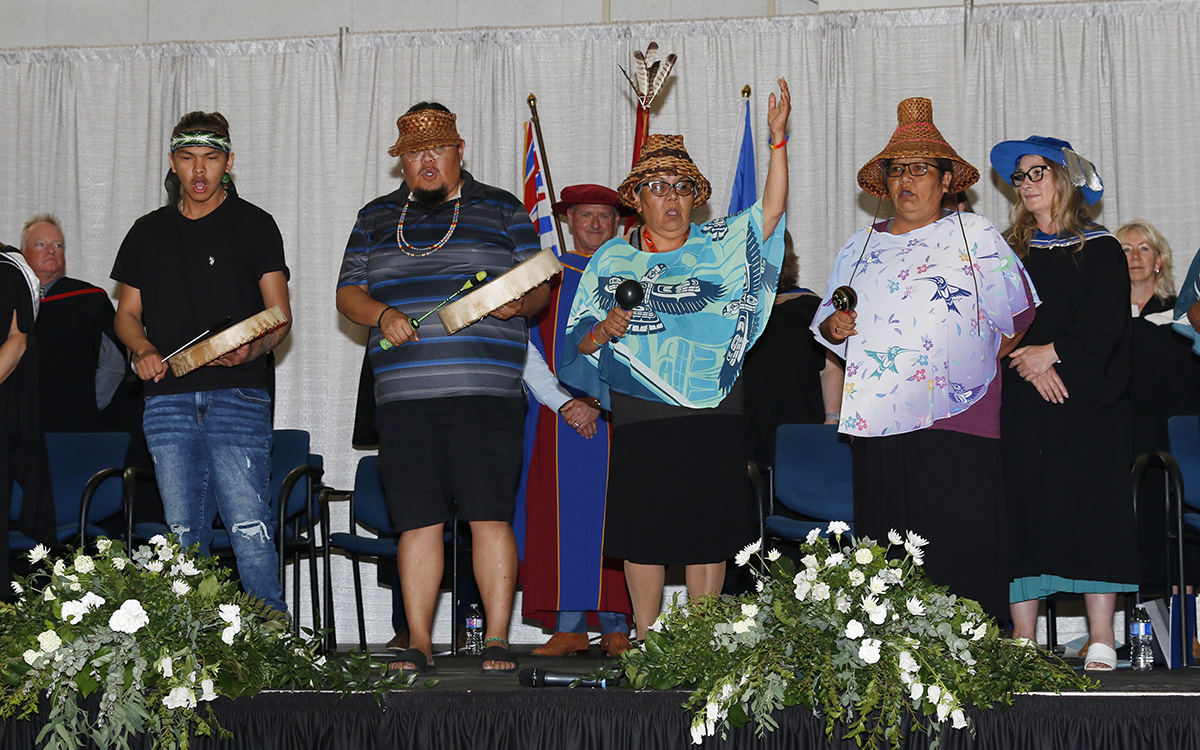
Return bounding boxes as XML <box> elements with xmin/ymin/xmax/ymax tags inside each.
<box><xmin>742</xmin><ymin>85</ymin><xmax>751</xmax><ymax>98</ymax></box>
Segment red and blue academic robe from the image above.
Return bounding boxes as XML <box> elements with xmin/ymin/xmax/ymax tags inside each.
<box><xmin>519</xmin><ymin>253</ymin><xmax>631</xmax><ymax>629</ymax></box>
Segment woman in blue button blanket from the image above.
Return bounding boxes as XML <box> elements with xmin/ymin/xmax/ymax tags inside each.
<box><xmin>558</xmin><ymin>78</ymin><xmax>790</xmax><ymax>641</ymax></box>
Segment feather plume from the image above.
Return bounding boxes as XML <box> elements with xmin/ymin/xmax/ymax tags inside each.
<box><xmin>622</xmin><ymin>42</ymin><xmax>676</xmax><ymax>110</ymax></box>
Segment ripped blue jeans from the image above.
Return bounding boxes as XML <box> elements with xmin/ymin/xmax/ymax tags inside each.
<box><xmin>143</xmin><ymin>388</ymin><xmax>286</xmax><ymax>613</ymax></box>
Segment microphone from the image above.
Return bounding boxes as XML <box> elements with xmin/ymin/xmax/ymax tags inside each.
<box><xmin>610</xmin><ymin>278</ymin><xmax>645</xmax><ymax>344</ymax></box>
<box><xmin>518</xmin><ymin>668</ymin><xmax>615</xmax><ymax>689</ymax></box>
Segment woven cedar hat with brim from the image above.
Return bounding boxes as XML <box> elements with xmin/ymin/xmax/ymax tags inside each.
<box><xmin>618</xmin><ymin>134</ymin><xmax>711</xmax><ymax>209</ymax></box>
<box><xmin>857</xmin><ymin>97</ymin><xmax>979</xmax><ymax>199</ymax></box>
<box><xmin>551</xmin><ymin>184</ymin><xmax>633</xmax><ymax>217</ymax></box>
<box><xmin>988</xmin><ymin>135</ymin><xmax>1104</xmax><ymax>205</ymax></box>
<box><xmin>387</xmin><ymin>109</ymin><xmax>462</xmax><ymax>158</ymax></box>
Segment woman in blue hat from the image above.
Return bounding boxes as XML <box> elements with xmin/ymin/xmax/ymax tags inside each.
<box><xmin>991</xmin><ymin>136</ymin><xmax>1138</xmax><ymax>672</ymax></box>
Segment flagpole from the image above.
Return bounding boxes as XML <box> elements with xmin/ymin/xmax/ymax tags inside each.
<box><xmin>526</xmin><ymin>93</ymin><xmax>569</xmax><ymax>256</ymax></box>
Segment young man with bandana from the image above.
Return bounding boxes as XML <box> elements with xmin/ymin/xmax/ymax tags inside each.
<box><xmin>336</xmin><ymin>102</ymin><xmax>546</xmax><ymax>674</ymax></box>
<box><xmin>112</xmin><ymin>111</ymin><xmax>292</xmax><ymax>614</ymax></box>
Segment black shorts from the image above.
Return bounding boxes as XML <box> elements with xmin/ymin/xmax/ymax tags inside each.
<box><xmin>376</xmin><ymin>395</ymin><xmax>525</xmax><ymax>533</ymax></box>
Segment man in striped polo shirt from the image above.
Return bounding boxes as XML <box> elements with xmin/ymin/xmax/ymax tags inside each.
<box><xmin>336</xmin><ymin>103</ymin><xmax>547</xmax><ymax>675</ymax></box>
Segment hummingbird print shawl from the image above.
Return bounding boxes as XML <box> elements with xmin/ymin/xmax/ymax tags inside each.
<box><xmin>812</xmin><ymin>211</ymin><xmax>1036</xmax><ymax>437</ymax></box>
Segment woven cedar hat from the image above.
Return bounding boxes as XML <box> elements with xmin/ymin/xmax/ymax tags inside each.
<box><xmin>857</xmin><ymin>97</ymin><xmax>979</xmax><ymax>199</ymax></box>
<box><xmin>551</xmin><ymin>184</ymin><xmax>633</xmax><ymax>216</ymax></box>
<box><xmin>618</xmin><ymin>134</ymin><xmax>711</xmax><ymax>209</ymax></box>
<box><xmin>387</xmin><ymin>109</ymin><xmax>462</xmax><ymax>158</ymax></box>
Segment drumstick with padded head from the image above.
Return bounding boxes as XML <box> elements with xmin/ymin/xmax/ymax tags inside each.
<box><xmin>380</xmin><ymin>271</ymin><xmax>487</xmax><ymax>350</ymax></box>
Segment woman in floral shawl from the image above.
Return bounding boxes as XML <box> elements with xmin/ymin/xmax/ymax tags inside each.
<box><xmin>811</xmin><ymin>98</ymin><xmax>1036</xmax><ymax>618</ymax></box>
<box><xmin>558</xmin><ymin>78</ymin><xmax>790</xmax><ymax>640</ymax></box>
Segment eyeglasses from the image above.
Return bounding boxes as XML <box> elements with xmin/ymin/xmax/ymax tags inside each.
<box><xmin>403</xmin><ymin>146</ymin><xmax>453</xmax><ymax>163</ymax></box>
<box><xmin>637</xmin><ymin>179</ymin><xmax>697</xmax><ymax>197</ymax></box>
<box><xmin>1010</xmin><ymin>165</ymin><xmax>1050</xmax><ymax>186</ymax></box>
<box><xmin>885</xmin><ymin>162</ymin><xmax>940</xmax><ymax>178</ymax></box>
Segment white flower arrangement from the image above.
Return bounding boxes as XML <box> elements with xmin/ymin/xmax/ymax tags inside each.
<box><xmin>619</xmin><ymin>523</ymin><xmax>1090</xmax><ymax>748</ymax></box>
<box><xmin>0</xmin><ymin>536</ymin><xmax>409</xmax><ymax>750</ymax></box>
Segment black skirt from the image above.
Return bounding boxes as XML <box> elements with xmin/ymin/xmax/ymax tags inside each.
<box><xmin>605</xmin><ymin>410</ymin><xmax>756</xmax><ymax>566</ymax></box>
<box><xmin>853</xmin><ymin>428</ymin><xmax>1010</xmax><ymax>618</ymax></box>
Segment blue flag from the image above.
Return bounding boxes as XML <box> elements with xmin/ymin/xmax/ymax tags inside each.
<box><xmin>728</xmin><ymin>98</ymin><xmax>757</xmax><ymax>214</ymax></box>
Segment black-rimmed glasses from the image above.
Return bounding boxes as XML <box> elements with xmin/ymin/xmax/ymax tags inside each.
<box><xmin>885</xmin><ymin>162</ymin><xmax>939</xmax><ymax>178</ymax></box>
<box><xmin>1011</xmin><ymin>165</ymin><xmax>1050</xmax><ymax>186</ymax></box>
<box><xmin>637</xmin><ymin>179</ymin><xmax>697</xmax><ymax>197</ymax></box>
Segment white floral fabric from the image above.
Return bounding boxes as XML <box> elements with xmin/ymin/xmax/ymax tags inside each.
<box><xmin>812</xmin><ymin>212</ymin><xmax>1035</xmax><ymax>437</ymax></box>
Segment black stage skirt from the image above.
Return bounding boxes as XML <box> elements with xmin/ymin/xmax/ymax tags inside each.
<box><xmin>605</xmin><ymin>411</ymin><xmax>756</xmax><ymax>566</ymax></box>
<box><xmin>853</xmin><ymin>428</ymin><xmax>1009</xmax><ymax>618</ymax></box>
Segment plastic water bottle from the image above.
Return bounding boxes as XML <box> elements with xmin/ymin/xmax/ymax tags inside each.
<box><xmin>465</xmin><ymin>604</ymin><xmax>484</xmax><ymax>656</ymax></box>
<box><xmin>1130</xmin><ymin>605</ymin><xmax>1154</xmax><ymax>671</ymax></box>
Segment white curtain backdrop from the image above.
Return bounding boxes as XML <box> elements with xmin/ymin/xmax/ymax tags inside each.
<box><xmin>3</xmin><ymin>1</ymin><xmax>1198</xmax><ymax>642</ymax></box>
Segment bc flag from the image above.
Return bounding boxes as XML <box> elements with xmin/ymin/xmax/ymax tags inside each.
<box><xmin>728</xmin><ymin>97</ymin><xmax>757</xmax><ymax>215</ymax></box>
<box><xmin>523</xmin><ymin>121</ymin><xmax>561</xmax><ymax>256</ymax></box>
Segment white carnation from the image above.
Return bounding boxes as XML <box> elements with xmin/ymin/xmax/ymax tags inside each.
<box><xmin>858</xmin><ymin>638</ymin><xmax>881</xmax><ymax>664</ymax></box>
<box><xmin>80</xmin><ymin>592</ymin><xmax>105</xmax><ymax>611</ymax></box>
<box><xmin>825</xmin><ymin>552</ymin><xmax>845</xmax><ymax>567</ymax></box>
<box><xmin>835</xmin><ymin>593</ymin><xmax>851</xmax><ymax>613</ymax></box>
<box><xmin>221</xmin><ymin>625</ymin><xmax>238</xmax><ymax>645</ymax></box>
<box><xmin>845</xmin><ymin>619</ymin><xmax>865</xmax><ymax>639</ymax></box>
<box><xmin>149</xmin><ymin>534</ymin><xmax>167</xmax><ymax>547</ymax></box>
<box><xmin>109</xmin><ymin>599</ymin><xmax>150</xmax><ymax>634</ymax></box>
<box><xmin>111</xmin><ymin>557</ymin><xmax>127</xmax><ymax>570</ymax></box>
<box><xmin>811</xmin><ymin>583</ymin><xmax>831</xmax><ymax>601</ymax></box>
<box><xmin>826</xmin><ymin>521</ymin><xmax>850</xmax><ymax>536</ymax></box>
<box><xmin>804</xmin><ymin>528</ymin><xmax>821</xmax><ymax>545</ymax></box>
<box><xmin>60</xmin><ymin>600</ymin><xmax>88</xmax><ymax>624</ymax></box>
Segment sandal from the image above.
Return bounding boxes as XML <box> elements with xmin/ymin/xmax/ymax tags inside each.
<box><xmin>1083</xmin><ymin>642</ymin><xmax>1117</xmax><ymax>672</ymax></box>
<box><xmin>386</xmin><ymin>647</ymin><xmax>435</xmax><ymax>676</ymax></box>
<box><xmin>480</xmin><ymin>637</ymin><xmax>518</xmax><ymax>675</ymax></box>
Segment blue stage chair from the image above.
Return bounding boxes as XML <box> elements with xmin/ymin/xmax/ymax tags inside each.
<box><xmin>759</xmin><ymin>424</ymin><xmax>854</xmax><ymax>545</ymax></box>
<box><xmin>323</xmin><ymin>455</ymin><xmax>397</xmax><ymax>653</ymax></box>
<box><xmin>9</xmin><ymin>432</ymin><xmax>131</xmax><ymax>552</ymax></box>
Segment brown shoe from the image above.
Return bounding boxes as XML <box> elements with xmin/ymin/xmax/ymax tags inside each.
<box><xmin>385</xmin><ymin>629</ymin><xmax>410</xmax><ymax>651</ymax></box>
<box><xmin>531</xmin><ymin>631</ymin><xmax>590</xmax><ymax>656</ymax></box>
<box><xmin>600</xmin><ymin>632</ymin><xmax>634</xmax><ymax>658</ymax></box>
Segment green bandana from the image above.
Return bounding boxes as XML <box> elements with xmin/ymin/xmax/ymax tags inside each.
<box><xmin>170</xmin><ymin>130</ymin><xmax>231</xmax><ymax>153</ymax></box>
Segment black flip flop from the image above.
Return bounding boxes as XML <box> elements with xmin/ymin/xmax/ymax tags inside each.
<box><xmin>480</xmin><ymin>641</ymin><xmax>518</xmax><ymax>675</ymax></box>
<box><xmin>387</xmin><ymin>647</ymin><xmax>435</xmax><ymax>676</ymax></box>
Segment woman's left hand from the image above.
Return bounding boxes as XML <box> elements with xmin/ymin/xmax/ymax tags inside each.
<box><xmin>767</xmin><ymin>77</ymin><xmax>791</xmax><ymax>143</ymax></box>
<box><xmin>1008</xmin><ymin>343</ymin><xmax>1058</xmax><ymax>381</ymax></box>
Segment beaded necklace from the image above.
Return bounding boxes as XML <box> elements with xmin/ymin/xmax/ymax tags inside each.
<box><xmin>397</xmin><ymin>195</ymin><xmax>461</xmax><ymax>257</ymax></box>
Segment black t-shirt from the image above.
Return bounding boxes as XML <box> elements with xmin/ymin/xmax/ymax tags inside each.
<box><xmin>111</xmin><ymin>196</ymin><xmax>288</xmax><ymax>396</ymax></box>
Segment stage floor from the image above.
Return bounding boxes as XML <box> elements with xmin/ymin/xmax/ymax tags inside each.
<box><xmin>4</xmin><ymin>643</ymin><xmax>1200</xmax><ymax>749</ymax></box>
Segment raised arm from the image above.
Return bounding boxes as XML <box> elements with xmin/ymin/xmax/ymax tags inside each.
<box><xmin>761</xmin><ymin>77</ymin><xmax>791</xmax><ymax>240</ymax></box>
